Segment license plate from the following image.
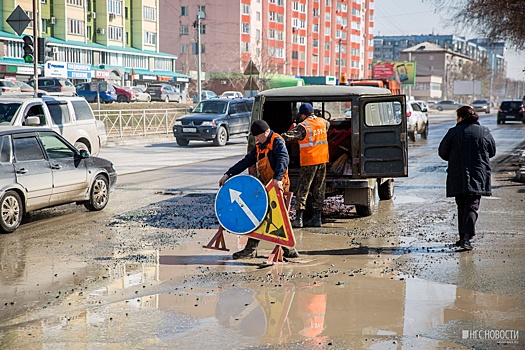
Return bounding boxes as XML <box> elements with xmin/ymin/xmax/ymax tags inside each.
<box><xmin>183</xmin><ymin>127</ymin><xmax>197</xmax><ymax>132</ymax></box>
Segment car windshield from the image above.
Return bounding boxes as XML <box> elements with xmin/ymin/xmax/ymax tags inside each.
<box><xmin>194</xmin><ymin>101</ymin><xmax>228</xmax><ymax>114</ymax></box>
<box><xmin>501</xmin><ymin>102</ymin><xmax>522</xmax><ymax>109</ymax></box>
<box><xmin>0</xmin><ymin>103</ymin><xmax>22</xmax><ymax>124</ymax></box>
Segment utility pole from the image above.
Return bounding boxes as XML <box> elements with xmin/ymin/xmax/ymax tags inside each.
<box><xmin>338</xmin><ymin>39</ymin><xmax>341</xmax><ymax>83</ymax></box>
<box><xmin>196</xmin><ymin>11</ymin><xmax>205</xmax><ymax>103</ymax></box>
<box><xmin>32</xmin><ymin>0</ymin><xmax>39</xmax><ymax>97</ymax></box>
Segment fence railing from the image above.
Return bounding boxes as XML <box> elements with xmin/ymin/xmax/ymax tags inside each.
<box><xmin>96</xmin><ymin>108</ymin><xmax>189</xmax><ymax>138</ymax></box>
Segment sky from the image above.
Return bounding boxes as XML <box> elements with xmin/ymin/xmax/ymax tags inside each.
<box><xmin>373</xmin><ymin>0</ymin><xmax>525</xmax><ymax>80</ymax></box>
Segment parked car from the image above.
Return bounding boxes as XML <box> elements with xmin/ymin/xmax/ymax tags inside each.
<box><xmin>110</xmin><ymin>84</ymin><xmax>138</xmax><ymax>103</ymax></box>
<box><xmin>433</xmin><ymin>100</ymin><xmax>466</xmax><ymax>111</ymax></box>
<box><xmin>75</xmin><ymin>82</ymin><xmax>117</xmax><ymax>103</ymax></box>
<box><xmin>471</xmin><ymin>99</ymin><xmax>491</xmax><ymax>114</ymax></box>
<box><xmin>27</xmin><ymin>78</ymin><xmax>77</xmax><ymax>96</ymax></box>
<box><xmin>220</xmin><ymin>91</ymin><xmax>243</xmax><ymax>99</ymax></box>
<box><xmin>125</xmin><ymin>86</ymin><xmax>151</xmax><ymax>102</ymax></box>
<box><xmin>497</xmin><ymin>99</ymin><xmax>525</xmax><ymax>124</ymax></box>
<box><xmin>0</xmin><ymin>79</ymin><xmax>21</xmax><ymax>94</ymax></box>
<box><xmin>0</xmin><ymin>96</ymin><xmax>107</xmax><ymax>156</ymax></box>
<box><xmin>407</xmin><ymin>101</ymin><xmax>429</xmax><ymax>141</ymax></box>
<box><xmin>173</xmin><ymin>98</ymin><xmax>253</xmax><ymax>146</ymax></box>
<box><xmin>193</xmin><ymin>90</ymin><xmax>219</xmax><ymax>103</ymax></box>
<box><xmin>0</xmin><ymin>127</ymin><xmax>116</xmax><ymax>233</ymax></box>
<box><xmin>412</xmin><ymin>100</ymin><xmax>429</xmax><ymax>112</ymax></box>
<box><xmin>146</xmin><ymin>84</ymin><xmax>182</xmax><ymax>103</ymax></box>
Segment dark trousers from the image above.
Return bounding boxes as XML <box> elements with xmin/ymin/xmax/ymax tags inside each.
<box><xmin>295</xmin><ymin>163</ymin><xmax>327</xmax><ymax>212</ymax></box>
<box><xmin>455</xmin><ymin>195</ymin><xmax>481</xmax><ymax>241</ymax></box>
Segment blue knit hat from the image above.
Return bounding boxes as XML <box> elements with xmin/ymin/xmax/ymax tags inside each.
<box><xmin>299</xmin><ymin>103</ymin><xmax>314</xmax><ymax>115</ymax></box>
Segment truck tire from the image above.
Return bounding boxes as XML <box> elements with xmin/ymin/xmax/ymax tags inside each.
<box><xmin>355</xmin><ymin>185</ymin><xmax>376</xmax><ymax>217</ymax></box>
<box><xmin>378</xmin><ymin>179</ymin><xmax>394</xmax><ymax>200</ymax></box>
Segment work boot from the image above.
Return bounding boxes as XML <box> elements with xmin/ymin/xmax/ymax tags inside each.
<box><xmin>282</xmin><ymin>246</ymin><xmax>300</xmax><ymax>258</ymax></box>
<box><xmin>305</xmin><ymin>211</ymin><xmax>323</xmax><ymax>227</ymax></box>
<box><xmin>292</xmin><ymin>210</ymin><xmax>303</xmax><ymax>228</ymax></box>
<box><xmin>232</xmin><ymin>238</ymin><xmax>259</xmax><ymax>259</ymax></box>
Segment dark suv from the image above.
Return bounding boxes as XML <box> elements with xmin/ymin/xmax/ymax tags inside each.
<box><xmin>146</xmin><ymin>84</ymin><xmax>182</xmax><ymax>103</ymax></box>
<box><xmin>497</xmin><ymin>99</ymin><xmax>524</xmax><ymax>124</ymax></box>
<box><xmin>27</xmin><ymin>78</ymin><xmax>77</xmax><ymax>96</ymax></box>
<box><xmin>173</xmin><ymin>98</ymin><xmax>252</xmax><ymax>146</ymax></box>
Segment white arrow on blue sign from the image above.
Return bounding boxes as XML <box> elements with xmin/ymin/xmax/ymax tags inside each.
<box><xmin>215</xmin><ymin>175</ymin><xmax>268</xmax><ymax>235</ymax></box>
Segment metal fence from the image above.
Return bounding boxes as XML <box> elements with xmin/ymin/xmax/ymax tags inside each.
<box><xmin>96</xmin><ymin>108</ymin><xmax>189</xmax><ymax>138</ymax></box>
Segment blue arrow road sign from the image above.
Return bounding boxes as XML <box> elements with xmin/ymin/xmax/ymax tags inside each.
<box><xmin>215</xmin><ymin>175</ymin><xmax>268</xmax><ymax>234</ymax></box>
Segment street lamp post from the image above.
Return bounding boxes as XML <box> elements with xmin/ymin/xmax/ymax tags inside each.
<box><xmin>196</xmin><ymin>11</ymin><xmax>205</xmax><ymax>103</ymax></box>
<box><xmin>338</xmin><ymin>39</ymin><xmax>341</xmax><ymax>82</ymax></box>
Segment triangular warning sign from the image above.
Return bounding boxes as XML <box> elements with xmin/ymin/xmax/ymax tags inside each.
<box><xmin>246</xmin><ymin>181</ymin><xmax>295</xmax><ymax>248</ymax></box>
<box><xmin>244</xmin><ymin>60</ymin><xmax>260</xmax><ymax>75</ymax></box>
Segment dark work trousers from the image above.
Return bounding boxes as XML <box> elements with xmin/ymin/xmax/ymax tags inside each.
<box><xmin>295</xmin><ymin>163</ymin><xmax>327</xmax><ymax>212</ymax></box>
<box><xmin>455</xmin><ymin>195</ymin><xmax>481</xmax><ymax>241</ymax></box>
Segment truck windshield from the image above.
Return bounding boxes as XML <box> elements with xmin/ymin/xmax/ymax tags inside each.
<box><xmin>0</xmin><ymin>103</ymin><xmax>22</xmax><ymax>124</ymax></box>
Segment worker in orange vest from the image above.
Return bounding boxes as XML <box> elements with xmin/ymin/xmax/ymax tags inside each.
<box><xmin>282</xmin><ymin>103</ymin><xmax>329</xmax><ymax>227</ymax></box>
<box><xmin>220</xmin><ymin>120</ymin><xmax>299</xmax><ymax>259</ymax></box>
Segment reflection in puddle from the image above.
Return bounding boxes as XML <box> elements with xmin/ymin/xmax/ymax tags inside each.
<box><xmin>2</xmin><ymin>242</ymin><xmax>523</xmax><ymax>349</ymax></box>
<box><xmin>392</xmin><ymin>195</ymin><xmax>426</xmax><ymax>204</ymax></box>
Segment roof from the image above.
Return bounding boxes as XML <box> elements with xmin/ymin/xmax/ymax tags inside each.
<box><xmin>0</xmin><ymin>126</ymin><xmax>54</xmax><ymax>135</ymax></box>
<box><xmin>258</xmin><ymin>85</ymin><xmax>392</xmax><ymax>98</ymax></box>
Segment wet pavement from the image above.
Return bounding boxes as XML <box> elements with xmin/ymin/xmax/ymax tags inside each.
<box><xmin>1</xmin><ymin>114</ymin><xmax>524</xmax><ymax>349</ymax></box>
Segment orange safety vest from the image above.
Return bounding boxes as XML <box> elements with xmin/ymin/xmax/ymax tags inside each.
<box><xmin>256</xmin><ymin>133</ymin><xmax>290</xmax><ymax>192</ymax></box>
<box><xmin>298</xmin><ymin>117</ymin><xmax>329</xmax><ymax>166</ymax></box>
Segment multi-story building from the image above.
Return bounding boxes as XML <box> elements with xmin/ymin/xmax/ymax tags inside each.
<box><xmin>160</xmin><ymin>0</ymin><xmax>375</xmax><ymax>82</ymax></box>
<box><xmin>0</xmin><ymin>0</ymin><xmax>189</xmax><ymax>91</ymax></box>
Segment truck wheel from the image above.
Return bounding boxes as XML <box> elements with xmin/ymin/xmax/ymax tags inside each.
<box><xmin>355</xmin><ymin>185</ymin><xmax>376</xmax><ymax>217</ymax></box>
<box><xmin>213</xmin><ymin>126</ymin><xmax>228</xmax><ymax>146</ymax></box>
<box><xmin>176</xmin><ymin>137</ymin><xmax>189</xmax><ymax>146</ymax></box>
<box><xmin>378</xmin><ymin>179</ymin><xmax>394</xmax><ymax>200</ymax></box>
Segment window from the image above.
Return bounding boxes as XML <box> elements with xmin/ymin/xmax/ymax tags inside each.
<box><xmin>144</xmin><ymin>31</ymin><xmax>157</xmax><ymax>45</ymax></box>
<box><xmin>277</xmin><ymin>13</ymin><xmax>284</xmax><ymax>23</ymax></box>
<box><xmin>292</xmin><ymin>2</ymin><xmax>299</xmax><ymax>11</ymax></box>
<box><xmin>313</xmin><ymin>8</ymin><xmax>319</xmax><ymax>17</ymax></box>
<box><xmin>108</xmin><ymin>0</ymin><xmax>122</xmax><ymax>15</ymax></box>
<box><xmin>143</xmin><ymin>7</ymin><xmax>157</xmax><ymax>21</ymax></box>
<box><xmin>200</xmin><ymin>25</ymin><xmax>206</xmax><ymax>34</ymax></box>
<box><xmin>197</xmin><ymin>5</ymin><xmax>206</xmax><ymax>14</ymax></box>
<box><xmin>26</xmin><ymin>11</ymin><xmax>34</xmax><ymax>28</ymax></box>
<box><xmin>0</xmin><ymin>136</ymin><xmax>11</xmax><ymax>163</ymax></box>
<box><xmin>241</xmin><ymin>42</ymin><xmax>250</xmax><ymax>52</ymax></box>
<box><xmin>256</xmin><ymin>12</ymin><xmax>261</xmax><ymax>21</ymax></box>
<box><xmin>292</xmin><ymin>51</ymin><xmax>298</xmax><ymax>59</ymax></box>
<box><xmin>108</xmin><ymin>26</ymin><xmax>123</xmax><ymax>41</ymax></box>
<box><xmin>242</xmin><ymin>3</ymin><xmax>250</xmax><ymax>14</ymax></box>
<box><xmin>324</xmin><ymin>27</ymin><xmax>330</xmax><ymax>36</ymax></box>
<box><xmin>67</xmin><ymin>0</ymin><xmax>83</xmax><ymax>6</ymax></box>
<box><xmin>180</xmin><ymin>44</ymin><xmax>188</xmax><ymax>54</ymax></box>
<box><xmin>181</xmin><ymin>6</ymin><xmax>188</xmax><ymax>16</ymax></box>
<box><xmin>313</xmin><ymin>23</ymin><xmax>318</xmax><ymax>32</ymax></box>
<box><xmin>40</xmin><ymin>134</ymin><xmax>75</xmax><ymax>159</ymax></box>
<box><xmin>71</xmin><ymin>101</ymin><xmax>93</xmax><ymax>121</ymax></box>
<box><xmin>13</xmin><ymin>137</ymin><xmax>45</xmax><ymax>162</ymax></box>
<box><xmin>324</xmin><ymin>42</ymin><xmax>330</xmax><ymax>50</ymax></box>
<box><xmin>268</xmin><ymin>29</ymin><xmax>276</xmax><ymax>39</ymax></box>
<box><xmin>256</xmin><ymin>29</ymin><xmax>261</xmax><ymax>39</ymax></box>
<box><xmin>180</xmin><ymin>25</ymin><xmax>189</xmax><ymax>35</ymax></box>
<box><xmin>68</xmin><ymin>19</ymin><xmax>85</xmax><ymax>36</ymax></box>
<box><xmin>242</xmin><ymin>23</ymin><xmax>250</xmax><ymax>34</ymax></box>
<box><xmin>46</xmin><ymin>103</ymin><xmax>70</xmax><ymax>125</ymax></box>
<box><xmin>269</xmin><ymin>11</ymin><xmax>276</xmax><ymax>22</ymax></box>
<box><xmin>313</xmin><ymin>39</ymin><xmax>319</xmax><ymax>48</ymax></box>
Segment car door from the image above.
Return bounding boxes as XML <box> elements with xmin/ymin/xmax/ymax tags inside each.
<box><xmin>236</xmin><ymin>101</ymin><xmax>251</xmax><ymax>134</ymax></box>
<box><xmin>38</xmin><ymin>131</ymin><xmax>88</xmax><ymax>204</ymax></box>
<box><xmin>356</xmin><ymin>95</ymin><xmax>408</xmax><ymax>178</ymax></box>
<box><xmin>226</xmin><ymin>102</ymin><xmax>240</xmax><ymax>135</ymax></box>
<box><xmin>12</xmin><ymin>133</ymin><xmax>53</xmax><ymax>211</ymax></box>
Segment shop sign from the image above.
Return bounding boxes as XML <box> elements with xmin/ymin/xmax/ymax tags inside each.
<box><xmin>140</xmin><ymin>74</ymin><xmax>157</xmax><ymax>80</ymax></box>
<box><xmin>96</xmin><ymin>70</ymin><xmax>110</xmax><ymax>79</ymax></box>
<box><xmin>67</xmin><ymin>62</ymin><xmax>92</xmax><ymax>79</ymax></box>
<box><xmin>45</xmin><ymin>61</ymin><xmax>68</xmax><ymax>78</ymax></box>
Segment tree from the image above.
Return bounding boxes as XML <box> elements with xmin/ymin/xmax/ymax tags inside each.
<box><xmin>426</xmin><ymin>0</ymin><xmax>525</xmax><ymax>50</ymax></box>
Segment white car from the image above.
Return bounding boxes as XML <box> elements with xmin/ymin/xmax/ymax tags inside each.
<box><xmin>220</xmin><ymin>91</ymin><xmax>243</xmax><ymax>99</ymax></box>
<box><xmin>406</xmin><ymin>102</ymin><xmax>429</xmax><ymax>142</ymax></box>
<box><xmin>125</xmin><ymin>86</ymin><xmax>151</xmax><ymax>102</ymax></box>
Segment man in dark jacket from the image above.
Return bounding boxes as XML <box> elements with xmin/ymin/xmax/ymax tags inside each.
<box><xmin>438</xmin><ymin>106</ymin><xmax>496</xmax><ymax>250</ymax></box>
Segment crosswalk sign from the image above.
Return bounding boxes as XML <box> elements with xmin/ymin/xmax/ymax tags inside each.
<box><xmin>247</xmin><ymin>181</ymin><xmax>295</xmax><ymax>248</ymax></box>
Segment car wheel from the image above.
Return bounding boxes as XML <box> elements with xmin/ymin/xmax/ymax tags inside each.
<box><xmin>213</xmin><ymin>126</ymin><xmax>228</xmax><ymax>146</ymax></box>
<box><xmin>117</xmin><ymin>95</ymin><xmax>127</xmax><ymax>103</ymax></box>
<box><xmin>176</xmin><ymin>137</ymin><xmax>189</xmax><ymax>146</ymax></box>
<box><xmin>437</xmin><ymin>106</ymin><xmax>443</xmax><ymax>111</ymax></box>
<box><xmin>0</xmin><ymin>191</ymin><xmax>23</xmax><ymax>233</ymax></box>
<box><xmin>485</xmin><ymin>109</ymin><xmax>490</xmax><ymax>114</ymax></box>
<box><xmin>164</xmin><ymin>95</ymin><xmax>170</xmax><ymax>103</ymax></box>
<box><xmin>84</xmin><ymin>175</ymin><xmax>109</xmax><ymax>211</ymax></box>
<box><xmin>409</xmin><ymin>129</ymin><xmax>417</xmax><ymax>142</ymax></box>
<box><xmin>74</xmin><ymin>141</ymin><xmax>90</xmax><ymax>154</ymax></box>
<box><xmin>147</xmin><ymin>96</ymin><xmax>151</xmax><ymax>102</ymax></box>
<box><xmin>177</xmin><ymin>96</ymin><xmax>182</xmax><ymax>103</ymax></box>
<box><xmin>501</xmin><ymin>119</ymin><xmax>505</xmax><ymax>124</ymax></box>
<box><xmin>421</xmin><ymin>123</ymin><xmax>428</xmax><ymax>140</ymax></box>
<box><xmin>378</xmin><ymin>179</ymin><xmax>394</xmax><ymax>200</ymax></box>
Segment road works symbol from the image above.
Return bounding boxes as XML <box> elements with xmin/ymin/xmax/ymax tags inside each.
<box><xmin>215</xmin><ymin>175</ymin><xmax>268</xmax><ymax>234</ymax></box>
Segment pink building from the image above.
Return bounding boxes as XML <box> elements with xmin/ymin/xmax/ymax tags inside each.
<box><xmin>160</xmin><ymin>0</ymin><xmax>374</xmax><ymax>79</ymax></box>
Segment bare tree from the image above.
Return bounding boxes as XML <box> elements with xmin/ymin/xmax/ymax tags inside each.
<box><xmin>426</xmin><ymin>0</ymin><xmax>525</xmax><ymax>50</ymax></box>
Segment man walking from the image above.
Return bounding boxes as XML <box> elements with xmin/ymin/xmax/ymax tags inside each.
<box><xmin>438</xmin><ymin>106</ymin><xmax>496</xmax><ymax>250</ymax></box>
<box><xmin>219</xmin><ymin>120</ymin><xmax>299</xmax><ymax>259</ymax></box>
<box><xmin>281</xmin><ymin>103</ymin><xmax>329</xmax><ymax>228</ymax></box>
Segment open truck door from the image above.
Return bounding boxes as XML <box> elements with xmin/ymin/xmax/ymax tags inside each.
<box><xmin>354</xmin><ymin>95</ymin><xmax>408</xmax><ymax>178</ymax></box>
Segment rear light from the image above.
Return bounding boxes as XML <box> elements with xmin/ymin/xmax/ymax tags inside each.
<box><xmin>498</xmin><ymin>108</ymin><xmax>502</xmax><ymax>112</ymax></box>
<box><xmin>159</xmin><ymin>89</ymin><xmax>164</xmax><ymax>93</ymax></box>
<box><xmin>58</xmin><ymin>86</ymin><xmax>63</xmax><ymax>91</ymax></box>
<box><xmin>406</xmin><ymin>111</ymin><xmax>412</xmax><ymax>117</ymax></box>
<box><xmin>520</xmin><ymin>108</ymin><xmax>525</xmax><ymax>113</ymax></box>
<box><xmin>1</xmin><ymin>88</ymin><xmax>6</xmax><ymax>92</ymax></box>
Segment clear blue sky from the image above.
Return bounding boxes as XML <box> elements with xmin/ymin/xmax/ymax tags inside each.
<box><xmin>373</xmin><ymin>0</ymin><xmax>525</xmax><ymax>79</ymax></box>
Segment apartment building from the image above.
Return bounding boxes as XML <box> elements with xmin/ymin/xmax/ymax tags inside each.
<box><xmin>160</xmin><ymin>0</ymin><xmax>375</xmax><ymax>82</ymax></box>
<box><xmin>0</xmin><ymin>0</ymin><xmax>189</xmax><ymax>89</ymax></box>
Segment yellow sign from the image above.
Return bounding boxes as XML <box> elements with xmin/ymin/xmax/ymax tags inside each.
<box><xmin>247</xmin><ymin>182</ymin><xmax>295</xmax><ymax>248</ymax></box>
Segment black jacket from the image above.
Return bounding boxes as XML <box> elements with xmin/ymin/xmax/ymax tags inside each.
<box><xmin>226</xmin><ymin>131</ymin><xmax>289</xmax><ymax>181</ymax></box>
<box><xmin>438</xmin><ymin>121</ymin><xmax>496</xmax><ymax>197</ymax></box>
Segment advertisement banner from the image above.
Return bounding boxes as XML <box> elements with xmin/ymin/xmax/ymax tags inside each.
<box><xmin>372</xmin><ymin>61</ymin><xmax>416</xmax><ymax>86</ymax></box>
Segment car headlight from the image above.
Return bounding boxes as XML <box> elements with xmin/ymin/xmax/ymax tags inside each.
<box><xmin>201</xmin><ymin>121</ymin><xmax>216</xmax><ymax>126</ymax></box>
<box><xmin>174</xmin><ymin>121</ymin><xmax>182</xmax><ymax>125</ymax></box>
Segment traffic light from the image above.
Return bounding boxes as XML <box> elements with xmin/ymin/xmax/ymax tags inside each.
<box><xmin>37</xmin><ymin>37</ymin><xmax>53</xmax><ymax>64</ymax></box>
<box><xmin>22</xmin><ymin>35</ymin><xmax>34</xmax><ymax>63</ymax></box>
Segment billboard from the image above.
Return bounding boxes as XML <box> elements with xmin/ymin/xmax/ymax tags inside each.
<box><xmin>453</xmin><ymin>80</ymin><xmax>482</xmax><ymax>95</ymax></box>
<box><xmin>372</xmin><ymin>61</ymin><xmax>416</xmax><ymax>86</ymax></box>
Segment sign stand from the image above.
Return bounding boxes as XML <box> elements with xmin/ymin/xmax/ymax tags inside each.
<box><xmin>203</xmin><ymin>225</ymin><xmax>230</xmax><ymax>251</ymax></box>
<box><xmin>262</xmin><ymin>191</ymin><xmax>293</xmax><ymax>265</ymax></box>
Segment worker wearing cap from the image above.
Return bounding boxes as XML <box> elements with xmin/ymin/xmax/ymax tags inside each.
<box><xmin>282</xmin><ymin>103</ymin><xmax>329</xmax><ymax>228</ymax></box>
<box><xmin>219</xmin><ymin>120</ymin><xmax>299</xmax><ymax>259</ymax></box>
